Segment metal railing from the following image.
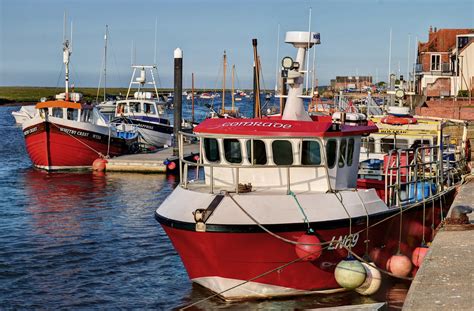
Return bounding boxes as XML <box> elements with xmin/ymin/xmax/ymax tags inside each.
<box><xmin>384</xmin><ymin>143</ymin><xmax>465</xmax><ymax>208</ymax></box>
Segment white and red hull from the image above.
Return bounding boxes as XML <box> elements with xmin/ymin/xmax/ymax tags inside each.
<box><xmin>23</xmin><ymin>120</ymin><xmax>135</xmax><ymax>170</ymax></box>
<box><xmin>156</xmin><ymin>190</ymin><xmax>453</xmax><ymax>300</ymax></box>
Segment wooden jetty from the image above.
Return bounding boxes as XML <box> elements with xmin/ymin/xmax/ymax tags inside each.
<box><xmin>105</xmin><ymin>143</ymin><xmax>199</xmax><ymax>173</ymax></box>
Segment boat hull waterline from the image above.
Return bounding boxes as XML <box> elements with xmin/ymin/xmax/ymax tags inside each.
<box><xmin>156</xmin><ymin>191</ymin><xmax>453</xmax><ymax>300</ymax></box>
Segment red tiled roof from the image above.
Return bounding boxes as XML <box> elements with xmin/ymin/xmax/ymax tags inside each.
<box><xmin>418</xmin><ymin>28</ymin><xmax>474</xmax><ymax>53</ymax></box>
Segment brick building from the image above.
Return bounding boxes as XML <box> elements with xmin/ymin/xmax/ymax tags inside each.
<box><xmin>330</xmin><ymin>76</ymin><xmax>373</xmax><ymax>91</ymax></box>
<box><xmin>416</xmin><ymin>27</ymin><xmax>474</xmax><ymax>97</ymax></box>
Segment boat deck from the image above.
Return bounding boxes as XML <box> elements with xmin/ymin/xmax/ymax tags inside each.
<box><xmin>105</xmin><ymin>143</ymin><xmax>199</xmax><ymax>173</ymax></box>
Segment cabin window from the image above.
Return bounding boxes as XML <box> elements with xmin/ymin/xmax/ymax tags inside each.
<box><xmin>52</xmin><ymin>107</ymin><xmax>63</xmax><ymax>118</ymax></box>
<box><xmin>362</xmin><ymin>137</ymin><xmax>375</xmax><ymax>153</ymax></box>
<box><xmin>246</xmin><ymin>140</ymin><xmax>267</xmax><ymax>165</ymax></box>
<box><xmin>301</xmin><ymin>140</ymin><xmax>322</xmax><ymax>165</ymax></box>
<box><xmin>117</xmin><ymin>103</ymin><xmax>127</xmax><ymax>114</ymax></box>
<box><xmin>144</xmin><ymin>103</ymin><xmax>156</xmax><ymax>114</ymax></box>
<box><xmin>130</xmin><ymin>102</ymin><xmax>141</xmax><ymax>113</ymax></box>
<box><xmin>204</xmin><ymin>138</ymin><xmax>220</xmax><ymax>162</ymax></box>
<box><xmin>272</xmin><ymin>140</ymin><xmax>293</xmax><ymax>165</ymax></box>
<box><xmin>338</xmin><ymin>139</ymin><xmax>347</xmax><ymax>168</ymax></box>
<box><xmin>326</xmin><ymin>139</ymin><xmax>337</xmax><ymax>169</ymax></box>
<box><xmin>67</xmin><ymin>108</ymin><xmax>78</xmax><ymax>121</ymax></box>
<box><xmin>381</xmin><ymin>138</ymin><xmax>409</xmax><ymax>153</ymax></box>
<box><xmin>224</xmin><ymin>139</ymin><xmax>242</xmax><ymax>163</ymax></box>
<box><xmin>347</xmin><ymin>138</ymin><xmax>355</xmax><ymax>166</ymax></box>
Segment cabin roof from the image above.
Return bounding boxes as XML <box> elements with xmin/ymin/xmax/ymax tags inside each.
<box><xmin>193</xmin><ymin>117</ymin><xmax>378</xmax><ymax>138</ymax></box>
<box><xmin>36</xmin><ymin>100</ymin><xmax>83</xmax><ymax>110</ymax></box>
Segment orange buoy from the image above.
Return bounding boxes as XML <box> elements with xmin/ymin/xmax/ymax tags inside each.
<box><xmin>295</xmin><ymin>233</ymin><xmax>322</xmax><ymax>261</ymax></box>
<box><xmin>386</xmin><ymin>254</ymin><xmax>412</xmax><ymax>277</ymax></box>
<box><xmin>167</xmin><ymin>161</ymin><xmax>177</xmax><ymax>171</ymax></box>
<box><xmin>92</xmin><ymin>158</ymin><xmax>108</xmax><ymax>172</ymax></box>
<box><xmin>412</xmin><ymin>246</ymin><xmax>429</xmax><ymax>267</ymax></box>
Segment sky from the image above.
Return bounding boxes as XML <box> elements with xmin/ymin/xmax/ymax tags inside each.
<box><xmin>0</xmin><ymin>0</ymin><xmax>473</xmax><ymax>89</ymax></box>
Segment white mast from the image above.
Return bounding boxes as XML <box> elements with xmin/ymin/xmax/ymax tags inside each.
<box><xmin>153</xmin><ymin>17</ymin><xmax>158</xmax><ymax>65</ymax></box>
<box><xmin>62</xmin><ymin>12</ymin><xmax>72</xmax><ymax>101</ymax></box>
<box><xmin>103</xmin><ymin>25</ymin><xmax>108</xmax><ymax>102</ymax></box>
<box><xmin>305</xmin><ymin>7</ymin><xmax>312</xmax><ymax>95</ymax></box>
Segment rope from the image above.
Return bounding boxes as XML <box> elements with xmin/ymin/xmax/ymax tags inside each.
<box><xmin>334</xmin><ymin>191</ymin><xmax>354</xmax><ymax>254</ymax></box>
<box><xmin>289</xmin><ymin>190</ymin><xmax>312</xmax><ymax>232</ymax></box>
<box><xmin>355</xmin><ymin>190</ymin><xmax>371</xmax><ymax>258</ymax></box>
<box><xmin>49</xmin><ymin>121</ymin><xmax>105</xmax><ymax>158</ymax></box>
<box><xmin>179</xmin><ymin>245</ymin><xmax>339</xmax><ymax>310</ymax></box>
<box><xmin>226</xmin><ymin>192</ymin><xmax>331</xmax><ymax>247</ymax></box>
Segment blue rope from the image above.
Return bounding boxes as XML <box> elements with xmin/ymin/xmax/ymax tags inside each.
<box><xmin>289</xmin><ymin>191</ymin><xmax>313</xmax><ymax>233</ymax></box>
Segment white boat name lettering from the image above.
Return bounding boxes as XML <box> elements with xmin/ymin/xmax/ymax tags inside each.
<box><xmin>24</xmin><ymin>127</ymin><xmax>38</xmax><ymax>136</ymax></box>
<box><xmin>327</xmin><ymin>233</ymin><xmax>359</xmax><ymax>250</ymax></box>
<box><xmin>59</xmin><ymin>127</ymin><xmax>90</xmax><ymax>137</ymax></box>
<box><xmin>136</xmin><ymin>123</ymin><xmax>154</xmax><ymax>130</ymax></box>
<box><xmin>222</xmin><ymin>121</ymin><xmax>292</xmax><ymax>129</ymax></box>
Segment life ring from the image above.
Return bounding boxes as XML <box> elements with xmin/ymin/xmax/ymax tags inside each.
<box><xmin>381</xmin><ymin>115</ymin><xmax>417</xmax><ymax>125</ymax></box>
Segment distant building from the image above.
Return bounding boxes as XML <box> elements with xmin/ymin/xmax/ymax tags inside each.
<box><xmin>416</xmin><ymin>27</ymin><xmax>474</xmax><ymax>97</ymax></box>
<box><xmin>330</xmin><ymin>76</ymin><xmax>373</xmax><ymax>91</ymax></box>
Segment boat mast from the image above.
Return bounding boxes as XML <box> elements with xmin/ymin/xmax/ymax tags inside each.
<box><xmin>103</xmin><ymin>25</ymin><xmax>108</xmax><ymax>102</ymax></box>
<box><xmin>191</xmin><ymin>72</ymin><xmax>195</xmax><ymax>123</ymax></box>
<box><xmin>252</xmin><ymin>39</ymin><xmax>261</xmax><ymax>118</ymax></box>
<box><xmin>222</xmin><ymin>51</ymin><xmax>227</xmax><ymax>112</ymax></box>
<box><xmin>63</xmin><ymin>12</ymin><xmax>72</xmax><ymax>101</ymax></box>
<box><xmin>232</xmin><ymin>65</ymin><xmax>235</xmax><ymax>111</ymax></box>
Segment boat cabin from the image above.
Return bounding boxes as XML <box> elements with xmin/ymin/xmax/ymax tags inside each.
<box><xmin>115</xmin><ymin>99</ymin><xmax>167</xmax><ymax>123</ymax></box>
<box><xmin>190</xmin><ymin>117</ymin><xmax>377</xmax><ymax>193</ymax></box>
<box><xmin>36</xmin><ymin>100</ymin><xmax>108</xmax><ymax>126</ymax></box>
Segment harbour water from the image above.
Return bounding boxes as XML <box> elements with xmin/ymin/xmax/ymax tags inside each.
<box><xmin>0</xmin><ymin>104</ymin><xmax>409</xmax><ymax>310</ymax></box>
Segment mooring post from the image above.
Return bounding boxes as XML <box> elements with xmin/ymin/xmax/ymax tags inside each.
<box><xmin>173</xmin><ymin>48</ymin><xmax>183</xmax><ymax>157</ymax></box>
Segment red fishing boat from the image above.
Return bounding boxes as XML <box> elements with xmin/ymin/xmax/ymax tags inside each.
<box><xmin>155</xmin><ymin>31</ymin><xmax>466</xmax><ymax>301</ymax></box>
<box><xmin>22</xmin><ymin>23</ymin><xmax>138</xmax><ymax>170</ymax></box>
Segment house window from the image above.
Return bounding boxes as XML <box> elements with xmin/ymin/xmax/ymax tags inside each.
<box><xmin>223</xmin><ymin>139</ymin><xmax>242</xmax><ymax>164</ymax></box>
<box><xmin>431</xmin><ymin>54</ymin><xmax>441</xmax><ymax>71</ymax></box>
<box><xmin>272</xmin><ymin>140</ymin><xmax>293</xmax><ymax>165</ymax></box>
<box><xmin>301</xmin><ymin>140</ymin><xmax>322</xmax><ymax>165</ymax></box>
<box><xmin>246</xmin><ymin>140</ymin><xmax>267</xmax><ymax>165</ymax></box>
<box><xmin>204</xmin><ymin>138</ymin><xmax>220</xmax><ymax>162</ymax></box>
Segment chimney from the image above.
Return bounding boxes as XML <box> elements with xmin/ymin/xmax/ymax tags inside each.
<box><xmin>434</xmin><ymin>27</ymin><xmax>437</xmax><ymax>32</ymax></box>
<box><xmin>429</xmin><ymin>25</ymin><xmax>433</xmax><ymax>33</ymax></box>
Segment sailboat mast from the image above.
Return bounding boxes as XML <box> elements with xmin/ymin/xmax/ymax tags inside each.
<box><xmin>232</xmin><ymin>65</ymin><xmax>235</xmax><ymax>111</ymax></box>
<box><xmin>222</xmin><ymin>51</ymin><xmax>226</xmax><ymax>112</ymax></box>
<box><xmin>103</xmin><ymin>25</ymin><xmax>108</xmax><ymax>102</ymax></box>
<box><xmin>191</xmin><ymin>72</ymin><xmax>195</xmax><ymax>123</ymax></box>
